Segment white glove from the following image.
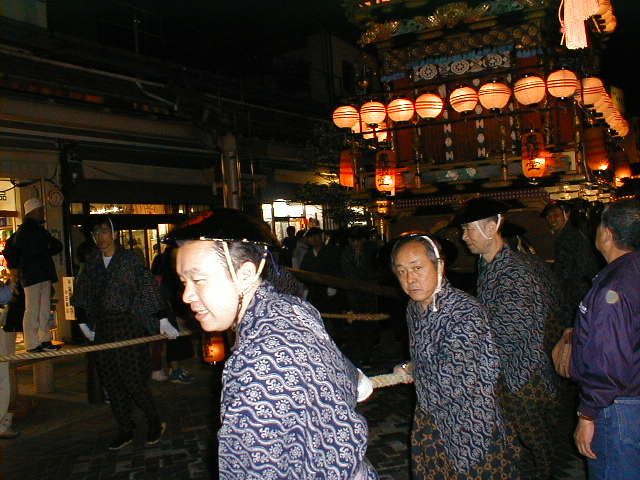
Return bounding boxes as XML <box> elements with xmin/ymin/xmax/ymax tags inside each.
<box><xmin>78</xmin><ymin>323</ymin><xmax>95</xmax><ymax>342</ymax></box>
<box><xmin>327</xmin><ymin>287</ymin><xmax>337</xmax><ymax>297</ymax></box>
<box><xmin>159</xmin><ymin>318</ymin><xmax>179</xmax><ymax>339</ymax></box>
<box><xmin>356</xmin><ymin>368</ymin><xmax>374</xmax><ymax>403</ymax></box>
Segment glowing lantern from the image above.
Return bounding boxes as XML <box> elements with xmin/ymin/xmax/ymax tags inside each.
<box><xmin>520</xmin><ymin>130</ymin><xmax>547</xmax><ymax>178</ymax></box>
<box><xmin>202</xmin><ymin>332</ymin><xmax>226</xmax><ymax>364</ymax></box>
<box><xmin>612</xmin><ymin>150</ymin><xmax>631</xmax><ymax>186</ymax></box>
<box><xmin>449</xmin><ymin>86</ymin><xmax>478</xmax><ymax>113</ymax></box>
<box><xmin>332</xmin><ymin>106</ymin><xmax>359</xmax><ymax>129</ymax></box>
<box><xmin>478</xmin><ymin>81</ymin><xmax>511</xmax><ymax>110</ymax></box>
<box><xmin>360</xmin><ymin>101</ymin><xmax>386</xmax><ymax>125</ymax></box>
<box><xmin>514</xmin><ymin>75</ymin><xmax>546</xmax><ymax>105</ymax></box>
<box><xmin>415</xmin><ymin>93</ymin><xmax>444</xmax><ymax>119</ymax></box>
<box><xmin>546</xmin><ymin>69</ymin><xmax>579</xmax><ymax>98</ymax></box>
<box><xmin>583</xmin><ymin>126</ymin><xmax>610</xmax><ymax>171</ymax></box>
<box><xmin>375</xmin><ymin>149</ymin><xmax>397</xmax><ymax>193</ymax></box>
<box><xmin>339</xmin><ymin>150</ymin><xmax>356</xmax><ymax>188</ymax></box>
<box><xmin>594</xmin><ymin>94</ymin><xmax>614</xmax><ymax>117</ymax></box>
<box><xmin>576</xmin><ymin>77</ymin><xmax>605</xmax><ymax>106</ymax></box>
<box><xmin>387</xmin><ymin>98</ymin><xmax>415</xmax><ymax>122</ymax></box>
<box><xmin>617</xmin><ymin>119</ymin><xmax>630</xmax><ymax>137</ymax></box>
<box><xmin>597</xmin><ymin>0</ymin><xmax>611</xmax><ymax>15</ymax></box>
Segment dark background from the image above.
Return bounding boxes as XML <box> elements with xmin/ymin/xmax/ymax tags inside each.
<box><xmin>46</xmin><ymin>0</ymin><xmax>639</xmax><ymax>117</ymax></box>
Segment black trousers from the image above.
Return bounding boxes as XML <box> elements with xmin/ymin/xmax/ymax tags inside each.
<box><xmin>95</xmin><ymin>313</ymin><xmax>160</xmax><ymax>435</ymax></box>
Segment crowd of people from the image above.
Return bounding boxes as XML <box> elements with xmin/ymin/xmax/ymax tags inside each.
<box><xmin>0</xmin><ymin>194</ymin><xmax>638</xmax><ymax>480</ymax></box>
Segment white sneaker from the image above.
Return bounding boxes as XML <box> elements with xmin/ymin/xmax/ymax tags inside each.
<box><xmin>151</xmin><ymin>370</ymin><xmax>168</xmax><ymax>382</ymax></box>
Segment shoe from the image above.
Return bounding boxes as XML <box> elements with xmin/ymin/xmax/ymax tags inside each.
<box><xmin>108</xmin><ymin>432</ymin><xmax>133</xmax><ymax>451</ymax></box>
<box><xmin>169</xmin><ymin>368</ymin><xmax>195</xmax><ymax>384</ymax></box>
<box><xmin>146</xmin><ymin>421</ymin><xmax>166</xmax><ymax>447</ymax></box>
<box><xmin>151</xmin><ymin>369</ymin><xmax>168</xmax><ymax>382</ymax></box>
<box><xmin>41</xmin><ymin>341</ymin><xmax>61</xmax><ymax>351</ymax></box>
<box><xmin>0</xmin><ymin>428</ymin><xmax>19</xmax><ymax>439</ymax></box>
<box><xmin>27</xmin><ymin>344</ymin><xmax>44</xmax><ymax>353</ymax></box>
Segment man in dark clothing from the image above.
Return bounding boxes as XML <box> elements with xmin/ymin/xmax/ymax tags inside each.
<box><xmin>12</xmin><ymin>198</ymin><xmax>63</xmax><ymax>352</ymax></box>
<box><xmin>280</xmin><ymin>225</ymin><xmax>297</xmax><ymax>267</ymax></box>
<box><xmin>543</xmin><ymin>202</ymin><xmax>603</xmax><ymax>323</ymax></box>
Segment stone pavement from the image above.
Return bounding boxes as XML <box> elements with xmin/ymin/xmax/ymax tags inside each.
<box><xmin>0</xmin><ymin>333</ymin><xmax>587</xmax><ymax>480</ymax></box>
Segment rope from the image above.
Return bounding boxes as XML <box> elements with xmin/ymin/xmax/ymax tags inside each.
<box><xmin>0</xmin><ymin>330</ymin><xmax>195</xmax><ymax>363</ymax></box>
<box><xmin>369</xmin><ymin>372</ymin><xmax>413</xmax><ymax>389</ymax></box>
<box><xmin>321</xmin><ymin>313</ymin><xmax>390</xmax><ymax>322</ymax></box>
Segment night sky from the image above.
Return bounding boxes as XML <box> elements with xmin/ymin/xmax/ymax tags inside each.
<box><xmin>46</xmin><ymin>0</ymin><xmax>638</xmax><ymax>116</ymax></box>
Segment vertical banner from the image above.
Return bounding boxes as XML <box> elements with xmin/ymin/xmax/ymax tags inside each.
<box><xmin>62</xmin><ymin>276</ymin><xmax>76</xmax><ymax>320</ymax></box>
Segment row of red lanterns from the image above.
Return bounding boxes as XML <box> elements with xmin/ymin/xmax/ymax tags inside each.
<box><xmin>333</xmin><ymin>69</ymin><xmax>629</xmax><ymax>137</ymax></box>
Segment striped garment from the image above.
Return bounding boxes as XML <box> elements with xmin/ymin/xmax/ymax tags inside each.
<box><xmin>219</xmin><ymin>282</ymin><xmax>378</xmax><ymax>480</ymax></box>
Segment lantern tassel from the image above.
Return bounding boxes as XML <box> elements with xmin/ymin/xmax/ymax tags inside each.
<box><xmin>559</xmin><ymin>0</ymin><xmax>600</xmax><ymax>49</ymax></box>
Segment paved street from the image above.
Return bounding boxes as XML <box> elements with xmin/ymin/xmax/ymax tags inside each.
<box><xmin>0</xmin><ymin>333</ymin><xmax>587</xmax><ymax>480</ymax></box>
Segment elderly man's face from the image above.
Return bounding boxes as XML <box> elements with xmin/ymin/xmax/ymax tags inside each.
<box><xmin>545</xmin><ymin>207</ymin><xmax>568</xmax><ymax>234</ymax></box>
<box><xmin>177</xmin><ymin>241</ymin><xmax>239</xmax><ymax>332</ymax></box>
<box><xmin>461</xmin><ymin>220</ymin><xmax>494</xmax><ymax>255</ymax></box>
<box><xmin>393</xmin><ymin>241</ymin><xmax>439</xmax><ymax>309</ymax></box>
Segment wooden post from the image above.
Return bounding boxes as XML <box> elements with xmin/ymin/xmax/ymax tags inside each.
<box><xmin>33</xmin><ymin>361</ymin><xmax>54</xmax><ymax>393</ymax></box>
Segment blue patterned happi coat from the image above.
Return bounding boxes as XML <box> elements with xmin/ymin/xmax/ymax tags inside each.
<box><xmin>219</xmin><ymin>282</ymin><xmax>378</xmax><ymax>480</ymax></box>
<box><xmin>407</xmin><ymin>280</ymin><xmax>507</xmax><ymax>474</ymax></box>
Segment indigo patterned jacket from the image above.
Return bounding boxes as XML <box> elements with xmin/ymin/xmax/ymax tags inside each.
<box><xmin>477</xmin><ymin>245</ymin><xmax>559</xmax><ymax>394</ymax></box>
<box><xmin>407</xmin><ymin>280</ymin><xmax>504</xmax><ymax>473</ymax></box>
<box><xmin>219</xmin><ymin>282</ymin><xmax>378</xmax><ymax>480</ymax></box>
<box><xmin>72</xmin><ymin>248</ymin><xmax>166</xmax><ymax>333</ymax></box>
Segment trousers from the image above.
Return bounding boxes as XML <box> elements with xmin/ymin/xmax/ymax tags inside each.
<box><xmin>23</xmin><ymin>280</ymin><xmax>52</xmax><ymax>350</ymax></box>
<box><xmin>588</xmin><ymin>397</ymin><xmax>640</xmax><ymax>480</ymax></box>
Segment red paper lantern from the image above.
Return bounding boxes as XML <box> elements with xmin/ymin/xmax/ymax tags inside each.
<box><xmin>375</xmin><ymin>149</ymin><xmax>397</xmax><ymax>193</ymax></box>
<box><xmin>339</xmin><ymin>150</ymin><xmax>356</xmax><ymax>188</ymax></box>
<box><xmin>583</xmin><ymin>126</ymin><xmax>610</xmax><ymax>171</ymax></box>
<box><xmin>202</xmin><ymin>332</ymin><xmax>226</xmax><ymax>364</ymax></box>
<box><xmin>521</xmin><ymin>130</ymin><xmax>547</xmax><ymax>178</ymax></box>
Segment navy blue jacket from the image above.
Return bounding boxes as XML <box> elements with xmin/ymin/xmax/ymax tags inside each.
<box><xmin>13</xmin><ymin>217</ymin><xmax>63</xmax><ymax>287</ymax></box>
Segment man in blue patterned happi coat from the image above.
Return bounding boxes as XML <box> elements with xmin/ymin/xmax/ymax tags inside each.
<box><xmin>458</xmin><ymin>198</ymin><xmax>562</xmax><ymax>480</ymax></box>
<box><xmin>169</xmin><ymin>208</ymin><xmax>378</xmax><ymax>480</ymax></box>
<box><xmin>390</xmin><ymin>232</ymin><xmax>520</xmax><ymax>479</ymax></box>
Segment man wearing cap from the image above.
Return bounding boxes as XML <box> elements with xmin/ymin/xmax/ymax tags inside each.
<box><xmin>458</xmin><ymin>198</ymin><xmax>562</xmax><ymax>479</ymax></box>
<box><xmin>11</xmin><ymin>198</ymin><xmax>63</xmax><ymax>352</ymax></box>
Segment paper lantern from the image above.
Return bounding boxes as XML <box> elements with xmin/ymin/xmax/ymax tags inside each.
<box><xmin>449</xmin><ymin>86</ymin><xmax>478</xmax><ymax>113</ymax></box>
<box><xmin>332</xmin><ymin>105</ymin><xmax>359</xmax><ymax>129</ymax></box>
<box><xmin>415</xmin><ymin>93</ymin><xmax>444</xmax><ymax>119</ymax></box>
<box><xmin>375</xmin><ymin>149</ymin><xmax>397</xmax><ymax>193</ymax></box>
<box><xmin>583</xmin><ymin>126</ymin><xmax>610</xmax><ymax>171</ymax></box>
<box><xmin>514</xmin><ymin>75</ymin><xmax>546</xmax><ymax>105</ymax></box>
<box><xmin>478</xmin><ymin>81</ymin><xmax>511</xmax><ymax>110</ymax></box>
<box><xmin>387</xmin><ymin>98</ymin><xmax>415</xmax><ymax>122</ymax></box>
<box><xmin>360</xmin><ymin>101</ymin><xmax>386</xmax><ymax>125</ymax></box>
<box><xmin>547</xmin><ymin>69</ymin><xmax>579</xmax><ymax>98</ymax></box>
<box><xmin>339</xmin><ymin>150</ymin><xmax>356</xmax><ymax>188</ymax></box>
<box><xmin>520</xmin><ymin>130</ymin><xmax>547</xmax><ymax>178</ymax></box>
<box><xmin>202</xmin><ymin>332</ymin><xmax>226</xmax><ymax>364</ymax></box>
<box><xmin>576</xmin><ymin>77</ymin><xmax>605</xmax><ymax>106</ymax></box>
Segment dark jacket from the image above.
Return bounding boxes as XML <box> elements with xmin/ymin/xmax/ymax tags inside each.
<box><xmin>13</xmin><ymin>217</ymin><xmax>63</xmax><ymax>287</ymax></box>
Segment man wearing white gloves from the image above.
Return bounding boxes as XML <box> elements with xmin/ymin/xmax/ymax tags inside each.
<box><xmin>71</xmin><ymin>215</ymin><xmax>178</xmax><ymax>451</ymax></box>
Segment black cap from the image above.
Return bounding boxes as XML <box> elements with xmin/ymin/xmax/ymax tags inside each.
<box><xmin>163</xmin><ymin>208</ymin><xmax>279</xmax><ymax>247</ymax></box>
<box><xmin>454</xmin><ymin>198</ymin><xmax>509</xmax><ymax>225</ymax></box>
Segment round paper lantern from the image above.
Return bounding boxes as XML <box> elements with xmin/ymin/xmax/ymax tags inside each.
<box><xmin>597</xmin><ymin>0</ymin><xmax>611</xmax><ymax>15</ymax></box>
<box><xmin>547</xmin><ymin>69</ymin><xmax>579</xmax><ymax>98</ymax></box>
<box><xmin>386</xmin><ymin>98</ymin><xmax>415</xmax><ymax>122</ymax></box>
<box><xmin>577</xmin><ymin>77</ymin><xmax>605</xmax><ymax>106</ymax></box>
<box><xmin>360</xmin><ymin>101</ymin><xmax>386</xmax><ymax>125</ymax></box>
<box><xmin>478</xmin><ymin>81</ymin><xmax>511</xmax><ymax>110</ymax></box>
<box><xmin>583</xmin><ymin>126</ymin><xmax>610</xmax><ymax>171</ymax></box>
<box><xmin>449</xmin><ymin>86</ymin><xmax>478</xmax><ymax>113</ymax></box>
<box><xmin>332</xmin><ymin>105</ymin><xmax>359</xmax><ymax>129</ymax></box>
<box><xmin>514</xmin><ymin>75</ymin><xmax>546</xmax><ymax>105</ymax></box>
<box><xmin>594</xmin><ymin>94</ymin><xmax>614</xmax><ymax>117</ymax></box>
<box><xmin>617</xmin><ymin>119</ymin><xmax>630</xmax><ymax>137</ymax></box>
<box><xmin>415</xmin><ymin>93</ymin><xmax>444</xmax><ymax>119</ymax></box>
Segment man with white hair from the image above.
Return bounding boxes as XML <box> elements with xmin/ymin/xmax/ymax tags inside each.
<box><xmin>11</xmin><ymin>198</ymin><xmax>63</xmax><ymax>352</ymax></box>
<box><xmin>458</xmin><ymin>198</ymin><xmax>562</xmax><ymax>480</ymax></box>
